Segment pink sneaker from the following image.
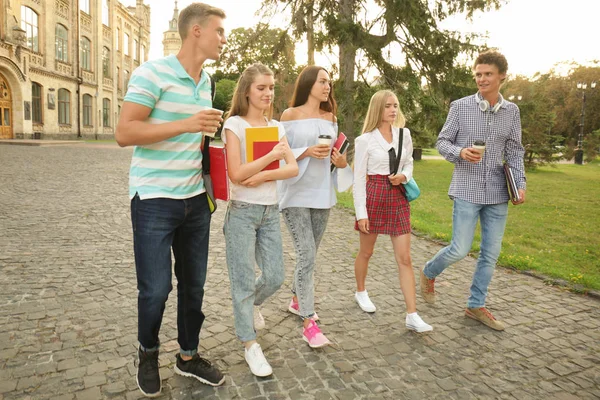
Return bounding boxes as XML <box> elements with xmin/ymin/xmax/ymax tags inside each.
<box><xmin>287</xmin><ymin>298</ymin><xmax>319</xmax><ymax>321</ymax></box>
<box><xmin>302</xmin><ymin>320</ymin><xmax>331</xmax><ymax>348</ymax></box>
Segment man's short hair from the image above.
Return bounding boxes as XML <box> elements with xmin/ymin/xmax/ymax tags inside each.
<box><xmin>473</xmin><ymin>50</ymin><xmax>508</xmax><ymax>75</ymax></box>
<box><xmin>178</xmin><ymin>3</ymin><xmax>226</xmax><ymax>40</ymax></box>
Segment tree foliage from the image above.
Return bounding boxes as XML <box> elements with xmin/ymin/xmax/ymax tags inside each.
<box><xmin>504</xmin><ymin>64</ymin><xmax>600</xmax><ymax>166</ymax></box>
<box><xmin>260</xmin><ymin>0</ymin><xmax>504</xmax><ymax>140</ymax></box>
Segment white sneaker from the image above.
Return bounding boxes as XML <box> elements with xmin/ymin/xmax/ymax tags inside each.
<box><xmin>406</xmin><ymin>313</ymin><xmax>433</xmax><ymax>333</ymax></box>
<box><xmin>254</xmin><ymin>307</ymin><xmax>265</xmax><ymax>331</ymax></box>
<box><xmin>355</xmin><ymin>291</ymin><xmax>376</xmax><ymax>313</ymax></box>
<box><xmin>244</xmin><ymin>343</ymin><xmax>272</xmax><ymax>377</ymax></box>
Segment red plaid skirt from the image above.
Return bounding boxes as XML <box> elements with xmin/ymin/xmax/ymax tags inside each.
<box><xmin>354</xmin><ymin>174</ymin><xmax>411</xmax><ymax>236</ymax></box>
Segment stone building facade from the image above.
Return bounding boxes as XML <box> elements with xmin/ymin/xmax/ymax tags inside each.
<box><xmin>162</xmin><ymin>1</ymin><xmax>181</xmax><ymax>57</ymax></box>
<box><xmin>0</xmin><ymin>0</ymin><xmax>150</xmax><ymax>140</ymax></box>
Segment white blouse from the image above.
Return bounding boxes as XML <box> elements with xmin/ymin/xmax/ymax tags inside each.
<box><xmin>353</xmin><ymin>127</ymin><xmax>414</xmax><ymax>220</ymax></box>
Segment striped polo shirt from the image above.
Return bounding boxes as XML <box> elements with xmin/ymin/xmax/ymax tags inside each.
<box><xmin>124</xmin><ymin>54</ymin><xmax>212</xmax><ymax>200</ymax></box>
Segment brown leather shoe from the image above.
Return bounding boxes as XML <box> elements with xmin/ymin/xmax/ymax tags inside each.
<box><xmin>419</xmin><ymin>268</ymin><xmax>436</xmax><ymax>304</ymax></box>
<box><xmin>465</xmin><ymin>307</ymin><xmax>505</xmax><ymax>331</ymax></box>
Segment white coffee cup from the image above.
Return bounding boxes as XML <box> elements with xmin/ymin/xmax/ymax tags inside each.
<box><xmin>318</xmin><ymin>134</ymin><xmax>332</xmax><ymax>146</ymax></box>
<box><xmin>473</xmin><ymin>140</ymin><xmax>486</xmax><ymax>158</ymax></box>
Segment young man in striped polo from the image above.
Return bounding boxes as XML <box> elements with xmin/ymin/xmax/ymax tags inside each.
<box><xmin>420</xmin><ymin>50</ymin><xmax>527</xmax><ymax>331</ymax></box>
<box><xmin>115</xmin><ymin>3</ymin><xmax>227</xmax><ymax>397</ymax></box>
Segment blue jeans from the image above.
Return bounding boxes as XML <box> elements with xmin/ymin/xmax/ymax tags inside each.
<box><xmin>131</xmin><ymin>193</ymin><xmax>211</xmax><ymax>356</ymax></box>
<box><xmin>282</xmin><ymin>207</ymin><xmax>330</xmax><ymax>319</ymax></box>
<box><xmin>423</xmin><ymin>198</ymin><xmax>508</xmax><ymax>308</ymax></box>
<box><xmin>223</xmin><ymin>201</ymin><xmax>285</xmax><ymax>342</ymax></box>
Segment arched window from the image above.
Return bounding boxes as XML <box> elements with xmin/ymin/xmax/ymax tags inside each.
<box><xmin>58</xmin><ymin>89</ymin><xmax>70</xmax><ymax>125</ymax></box>
<box><xmin>20</xmin><ymin>6</ymin><xmax>39</xmax><ymax>52</ymax></box>
<box><xmin>102</xmin><ymin>0</ymin><xmax>110</xmax><ymax>26</ymax></box>
<box><xmin>102</xmin><ymin>47</ymin><xmax>111</xmax><ymax>77</ymax></box>
<box><xmin>81</xmin><ymin>37</ymin><xmax>91</xmax><ymax>71</ymax></box>
<box><xmin>55</xmin><ymin>24</ymin><xmax>68</xmax><ymax>62</ymax></box>
<box><xmin>124</xmin><ymin>69</ymin><xmax>130</xmax><ymax>89</ymax></box>
<box><xmin>83</xmin><ymin>94</ymin><xmax>92</xmax><ymax>126</ymax></box>
<box><xmin>123</xmin><ymin>33</ymin><xmax>129</xmax><ymax>56</ymax></box>
<box><xmin>103</xmin><ymin>98</ymin><xmax>111</xmax><ymax>127</ymax></box>
<box><xmin>134</xmin><ymin>39</ymin><xmax>139</xmax><ymax>61</ymax></box>
<box><xmin>31</xmin><ymin>82</ymin><xmax>43</xmax><ymax>123</ymax></box>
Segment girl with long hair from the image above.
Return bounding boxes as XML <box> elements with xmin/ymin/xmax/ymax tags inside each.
<box><xmin>279</xmin><ymin>66</ymin><xmax>348</xmax><ymax>348</ymax></box>
<box><xmin>222</xmin><ymin>63</ymin><xmax>298</xmax><ymax>376</ymax></box>
<box><xmin>352</xmin><ymin>90</ymin><xmax>432</xmax><ymax>333</ymax></box>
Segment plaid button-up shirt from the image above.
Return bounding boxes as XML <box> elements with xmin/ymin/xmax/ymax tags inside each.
<box><xmin>436</xmin><ymin>93</ymin><xmax>526</xmax><ymax>205</ymax></box>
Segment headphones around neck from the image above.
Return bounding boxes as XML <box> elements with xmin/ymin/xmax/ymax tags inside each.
<box><xmin>477</xmin><ymin>93</ymin><xmax>504</xmax><ymax>114</ymax></box>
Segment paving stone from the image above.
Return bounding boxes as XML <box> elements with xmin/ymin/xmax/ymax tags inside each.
<box><xmin>0</xmin><ymin>145</ymin><xmax>599</xmax><ymax>400</ymax></box>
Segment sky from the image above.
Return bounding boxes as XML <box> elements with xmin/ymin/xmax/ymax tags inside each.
<box><xmin>124</xmin><ymin>0</ymin><xmax>600</xmax><ymax>78</ymax></box>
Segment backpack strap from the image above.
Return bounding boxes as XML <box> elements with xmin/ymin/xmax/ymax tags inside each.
<box><xmin>392</xmin><ymin>128</ymin><xmax>404</xmax><ymax>175</ymax></box>
<box><xmin>202</xmin><ymin>75</ymin><xmax>216</xmax><ymax>174</ymax></box>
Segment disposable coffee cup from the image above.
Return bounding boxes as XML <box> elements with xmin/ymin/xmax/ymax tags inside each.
<box><xmin>473</xmin><ymin>140</ymin><xmax>486</xmax><ymax>157</ymax></box>
<box><xmin>202</xmin><ymin>108</ymin><xmax>224</xmax><ymax>138</ymax></box>
<box><xmin>318</xmin><ymin>134</ymin><xmax>332</xmax><ymax>146</ymax></box>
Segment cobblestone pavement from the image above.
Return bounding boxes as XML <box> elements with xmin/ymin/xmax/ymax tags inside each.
<box><xmin>1</xmin><ymin>145</ymin><xmax>599</xmax><ymax>400</ymax></box>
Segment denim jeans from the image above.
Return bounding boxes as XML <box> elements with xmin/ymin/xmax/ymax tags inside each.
<box><xmin>223</xmin><ymin>201</ymin><xmax>285</xmax><ymax>342</ymax></box>
<box><xmin>131</xmin><ymin>193</ymin><xmax>211</xmax><ymax>356</ymax></box>
<box><xmin>282</xmin><ymin>207</ymin><xmax>330</xmax><ymax>319</ymax></box>
<box><xmin>423</xmin><ymin>198</ymin><xmax>508</xmax><ymax>308</ymax></box>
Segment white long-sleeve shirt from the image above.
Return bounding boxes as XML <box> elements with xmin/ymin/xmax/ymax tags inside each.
<box><xmin>353</xmin><ymin>127</ymin><xmax>414</xmax><ymax>221</ymax></box>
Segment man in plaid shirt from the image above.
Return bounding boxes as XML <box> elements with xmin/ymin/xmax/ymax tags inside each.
<box><xmin>420</xmin><ymin>50</ymin><xmax>526</xmax><ymax>331</ymax></box>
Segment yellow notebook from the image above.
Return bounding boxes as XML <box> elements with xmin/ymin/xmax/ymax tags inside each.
<box><xmin>245</xmin><ymin>126</ymin><xmax>280</xmax><ymax>170</ymax></box>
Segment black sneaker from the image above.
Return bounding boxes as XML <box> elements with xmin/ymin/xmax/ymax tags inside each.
<box><xmin>136</xmin><ymin>348</ymin><xmax>161</xmax><ymax>397</ymax></box>
<box><xmin>174</xmin><ymin>353</ymin><xmax>225</xmax><ymax>386</ymax></box>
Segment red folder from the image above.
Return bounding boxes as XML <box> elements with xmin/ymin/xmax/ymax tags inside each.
<box><xmin>331</xmin><ymin>132</ymin><xmax>350</xmax><ymax>172</ymax></box>
<box><xmin>209</xmin><ymin>145</ymin><xmax>230</xmax><ymax>201</ymax></box>
<box><xmin>253</xmin><ymin>141</ymin><xmax>280</xmax><ymax>170</ymax></box>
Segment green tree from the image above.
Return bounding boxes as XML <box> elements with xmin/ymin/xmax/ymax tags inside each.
<box><xmin>212</xmin><ymin>79</ymin><xmax>237</xmax><ymax>113</ymax></box>
<box><xmin>504</xmin><ymin>76</ymin><xmax>558</xmax><ymax>167</ymax></box>
<box><xmin>214</xmin><ymin>24</ymin><xmax>298</xmax><ymax>117</ymax></box>
<box><xmin>261</xmin><ymin>0</ymin><xmax>504</xmax><ymax>140</ymax></box>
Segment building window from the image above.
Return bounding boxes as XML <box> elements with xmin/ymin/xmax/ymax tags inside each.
<box><xmin>134</xmin><ymin>39</ymin><xmax>139</xmax><ymax>61</ymax></box>
<box><xmin>141</xmin><ymin>45</ymin><xmax>145</xmax><ymax>62</ymax></box>
<box><xmin>116</xmin><ymin>28</ymin><xmax>120</xmax><ymax>51</ymax></box>
<box><xmin>55</xmin><ymin>24</ymin><xmax>68</xmax><ymax>62</ymax></box>
<box><xmin>124</xmin><ymin>33</ymin><xmax>129</xmax><ymax>56</ymax></box>
<box><xmin>21</xmin><ymin>6</ymin><xmax>39</xmax><ymax>52</ymax></box>
<box><xmin>58</xmin><ymin>89</ymin><xmax>70</xmax><ymax>125</ymax></box>
<box><xmin>102</xmin><ymin>47</ymin><xmax>111</xmax><ymax>77</ymax></box>
<box><xmin>102</xmin><ymin>0</ymin><xmax>110</xmax><ymax>26</ymax></box>
<box><xmin>80</xmin><ymin>0</ymin><xmax>90</xmax><ymax>14</ymax></box>
<box><xmin>124</xmin><ymin>69</ymin><xmax>130</xmax><ymax>89</ymax></box>
<box><xmin>116</xmin><ymin>66</ymin><xmax>120</xmax><ymax>89</ymax></box>
<box><xmin>81</xmin><ymin>37</ymin><xmax>91</xmax><ymax>71</ymax></box>
<box><xmin>83</xmin><ymin>94</ymin><xmax>92</xmax><ymax>126</ymax></box>
<box><xmin>103</xmin><ymin>98</ymin><xmax>111</xmax><ymax>127</ymax></box>
<box><xmin>32</xmin><ymin>82</ymin><xmax>42</xmax><ymax>123</ymax></box>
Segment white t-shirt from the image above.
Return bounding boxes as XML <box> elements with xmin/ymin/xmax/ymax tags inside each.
<box><xmin>222</xmin><ymin>116</ymin><xmax>286</xmax><ymax>205</ymax></box>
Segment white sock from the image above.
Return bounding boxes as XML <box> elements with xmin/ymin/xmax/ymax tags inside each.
<box><xmin>356</xmin><ymin>290</ymin><xmax>368</xmax><ymax>296</ymax></box>
<box><xmin>407</xmin><ymin>312</ymin><xmax>418</xmax><ymax>318</ymax></box>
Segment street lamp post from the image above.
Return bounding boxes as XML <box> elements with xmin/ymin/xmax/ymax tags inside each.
<box><xmin>575</xmin><ymin>81</ymin><xmax>597</xmax><ymax>165</ymax></box>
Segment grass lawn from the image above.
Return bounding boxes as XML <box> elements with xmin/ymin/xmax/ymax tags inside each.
<box><xmin>421</xmin><ymin>148</ymin><xmax>441</xmax><ymax>156</ymax></box>
<box><xmin>337</xmin><ymin>160</ymin><xmax>600</xmax><ymax>291</ymax></box>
